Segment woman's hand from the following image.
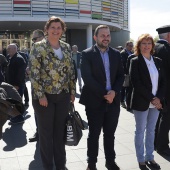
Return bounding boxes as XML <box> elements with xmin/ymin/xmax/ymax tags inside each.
<box><xmin>70</xmin><ymin>95</ymin><xmax>75</xmax><ymax>103</ymax></box>
<box><xmin>39</xmin><ymin>96</ymin><xmax>48</xmax><ymax>107</ymax></box>
<box><xmin>151</xmin><ymin>97</ymin><xmax>162</xmax><ymax>109</ymax></box>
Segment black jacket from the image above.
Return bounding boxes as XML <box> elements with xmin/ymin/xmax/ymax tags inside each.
<box><xmin>154</xmin><ymin>40</ymin><xmax>170</xmax><ymax>101</ymax></box>
<box><xmin>6</xmin><ymin>52</ymin><xmax>26</xmax><ymax>87</ymax></box>
<box><xmin>0</xmin><ymin>54</ymin><xmax>8</xmax><ymax>82</ymax></box>
<box><xmin>130</xmin><ymin>54</ymin><xmax>166</xmax><ymax>111</ymax></box>
<box><xmin>120</xmin><ymin>49</ymin><xmax>132</xmax><ymax>74</ymax></box>
<box><xmin>79</xmin><ymin>45</ymin><xmax>124</xmax><ymax>109</ymax></box>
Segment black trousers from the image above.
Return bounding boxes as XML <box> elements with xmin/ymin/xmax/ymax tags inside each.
<box><xmin>126</xmin><ymin>85</ymin><xmax>133</xmax><ymax>108</ymax></box>
<box><xmin>24</xmin><ymin>84</ymin><xmax>29</xmax><ymax>103</ymax></box>
<box><xmin>155</xmin><ymin>101</ymin><xmax>170</xmax><ymax>151</ymax></box>
<box><xmin>86</xmin><ymin>103</ymin><xmax>120</xmax><ymax>164</ymax></box>
<box><xmin>120</xmin><ymin>86</ymin><xmax>126</xmax><ymax>103</ymax></box>
<box><xmin>32</xmin><ymin>92</ymin><xmax>70</xmax><ymax>170</ymax></box>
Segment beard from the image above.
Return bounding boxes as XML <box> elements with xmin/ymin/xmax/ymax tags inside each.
<box><xmin>97</xmin><ymin>41</ymin><xmax>109</xmax><ymax>50</ymax></box>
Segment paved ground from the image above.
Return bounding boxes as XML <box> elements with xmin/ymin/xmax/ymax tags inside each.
<box><xmin>0</xmin><ymin>81</ymin><xmax>170</xmax><ymax>170</ymax></box>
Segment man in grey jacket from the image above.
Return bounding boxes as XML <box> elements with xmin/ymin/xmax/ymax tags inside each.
<box><xmin>72</xmin><ymin>45</ymin><xmax>82</xmax><ymax>92</ymax></box>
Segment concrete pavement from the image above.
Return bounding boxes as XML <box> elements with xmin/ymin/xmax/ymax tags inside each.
<box><xmin>0</xmin><ymin>81</ymin><xmax>170</xmax><ymax>170</ymax></box>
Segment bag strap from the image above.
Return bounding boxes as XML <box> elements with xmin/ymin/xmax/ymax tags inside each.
<box><xmin>69</xmin><ymin>102</ymin><xmax>75</xmax><ymax>115</ymax></box>
<box><xmin>69</xmin><ymin>102</ymin><xmax>85</xmax><ymax>130</ymax></box>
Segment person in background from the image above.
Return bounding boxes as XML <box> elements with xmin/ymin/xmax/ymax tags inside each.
<box><xmin>28</xmin><ymin>29</ymin><xmax>45</xmax><ymax>143</ymax></box>
<box><xmin>6</xmin><ymin>44</ymin><xmax>26</xmax><ymax>124</ymax></box>
<box><xmin>115</xmin><ymin>46</ymin><xmax>123</xmax><ymax>52</ymax></box>
<box><xmin>21</xmin><ymin>46</ymin><xmax>29</xmax><ymax>57</ymax></box>
<box><xmin>15</xmin><ymin>44</ymin><xmax>29</xmax><ymax>107</ymax></box>
<box><xmin>31</xmin><ymin>29</ymin><xmax>45</xmax><ymax>44</ymax></box>
<box><xmin>125</xmin><ymin>53</ymin><xmax>136</xmax><ymax>112</ymax></box>
<box><xmin>129</xmin><ymin>34</ymin><xmax>166</xmax><ymax>170</ymax></box>
<box><xmin>2</xmin><ymin>47</ymin><xmax>7</xmax><ymax>58</ymax></box>
<box><xmin>154</xmin><ymin>25</ymin><xmax>170</xmax><ymax>156</ymax></box>
<box><xmin>71</xmin><ymin>45</ymin><xmax>82</xmax><ymax>92</ymax></box>
<box><xmin>120</xmin><ymin>41</ymin><xmax>133</xmax><ymax>109</ymax></box>
<box><xmin>29</xmin><ymin>16</ymin><xmax>76</xmax><ymax>170</ymax></box>
<box><xmin>80</xmin><ymin>25</ymin><xmax>124</xmax><ymax>170</ymax></box>
<box><xmin>0</xmin><ymin>54</ymin><xmax>8</xmax><ymax>82</ymax></box>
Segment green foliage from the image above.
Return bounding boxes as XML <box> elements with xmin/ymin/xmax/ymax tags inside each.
<box><xmin>154</xmin><ymin>35</ymin><xmax>159</xmax><ymax>43</ymax></box>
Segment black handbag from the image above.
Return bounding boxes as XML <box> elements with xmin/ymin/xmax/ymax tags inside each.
<box><xmin>65</xmin><ymin>103</ymin><xmax>85</xmax><ymax>146</ymax></box>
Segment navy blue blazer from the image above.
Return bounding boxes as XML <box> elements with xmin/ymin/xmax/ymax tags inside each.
<box><xmin>79</xmin><ymin>45</ymin><xmax>124</xmax><ymax>109</ymax></box>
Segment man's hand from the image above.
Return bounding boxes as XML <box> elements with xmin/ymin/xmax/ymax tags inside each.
<box><xmin>104</xmin><ymin>90</ymin><xmax>116</xmax><ymax>104</ymax></box>
<box><xmin>39</xmin><ymin>96</ymin><xmax>48</xmax><ymax>107</ymax></box>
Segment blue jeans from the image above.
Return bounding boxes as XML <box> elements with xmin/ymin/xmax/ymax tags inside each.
<box><xmin>133</xmin><ymin>108</ymin><xmax>159</xmax><ymax>162</ymax></box>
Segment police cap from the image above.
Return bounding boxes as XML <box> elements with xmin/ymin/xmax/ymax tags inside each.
<box><xmin>156</xmin><ymin>25</ymin><xmax>170</xmax><ymax>34</ymax></box>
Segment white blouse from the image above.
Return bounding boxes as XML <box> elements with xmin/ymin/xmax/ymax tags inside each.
<box><xmin>143</xmin><ymin>56</ymin><xmax>159</xmax><ymax>108</ymax></box>
<box><xmin>53</xmin><ymin>47</ymin><xmax>63</xmax><ymax>60</ymax></box>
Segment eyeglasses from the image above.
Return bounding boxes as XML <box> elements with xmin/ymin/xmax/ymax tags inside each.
<box><xmin>141</xmin><ymin>43</ymin><xmax>152</xmax><ymax>45</ymax></box>
<box><xmin>32</xmin><ymin>36</ymin><xmax>41</xmax><ymax>42</ymax></box>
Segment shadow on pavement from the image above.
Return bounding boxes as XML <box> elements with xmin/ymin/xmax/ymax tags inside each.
<box><xmin>29</xmin><ymin>142</ymin><xmax>43</xmax><ymax>170</ymax></box>
<box><xmin>2</xmin><ymin>123</ymin><xmax>27</xmax><ymax>151</ymax></box>
<box><xmin>157</xmin><ymin>152</ymin><xmax>170</xmax><ymax>162</ymax></box>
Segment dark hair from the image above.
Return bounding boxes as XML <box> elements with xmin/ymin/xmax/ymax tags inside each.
<box><xmin>134</xmin><ymin>34</ymin><xmax>155</xmax><ymax>56</ymax></box>
<box><xmin>33</xmin><ymin>29</ymin><xmax>44</xmax><ymax>37</ymax></box>
<box><xmin>94</xmin><ymin>25</ymin><xmax>109</xmax><ymax>36</ymax></box>
<box><xmin>44</xmin><ymin>16</ymin><xmax>66</xmax><ymax>36</ymax></box>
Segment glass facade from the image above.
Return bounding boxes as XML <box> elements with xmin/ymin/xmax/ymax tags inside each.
<box><xmin>0</xmin><ymin>31</ymin><xmax>31</xmax><ymax>55</ymax></box>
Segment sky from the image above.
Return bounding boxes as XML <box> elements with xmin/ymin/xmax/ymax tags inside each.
<box><xmin>130</xmin><ymin>0</ymin><xmax>170</xmax><ymax>41</ymax></box>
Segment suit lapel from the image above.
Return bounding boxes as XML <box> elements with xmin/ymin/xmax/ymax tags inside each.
<box><xmin>108</xmin><ymin>48</ymin><xmax>116</xmax><ymax>82</ymax></box>
<box><xmin>153</xmin><ymin>57</ymin><xmax>161</xmax><ymax>83</ymax></box>
<box><xmin>93</xmin><ymin>45</ymin><xmax>106</xmax><ymax>75</ymax></box>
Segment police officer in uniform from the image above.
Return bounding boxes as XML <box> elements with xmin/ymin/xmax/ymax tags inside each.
<box><xmin>154</xmin><ymin>25</ymin><xmax>170</xmax><ymax>156</ymax></box>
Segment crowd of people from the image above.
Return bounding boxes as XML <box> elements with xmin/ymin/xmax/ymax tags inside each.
<box><xmin>0</xmin><ymin>16</ymin><xmax>170</xmax><ymax>170</ymax></box>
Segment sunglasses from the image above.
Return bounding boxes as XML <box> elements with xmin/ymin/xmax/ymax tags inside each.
<box><xmin>32</xmin><ymin>36</ymin><xmax>41</xmax><ymax>41</ymax></box>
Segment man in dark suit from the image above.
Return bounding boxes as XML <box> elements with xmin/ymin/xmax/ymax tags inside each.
<box><xmin>6</xmin><ymin>43</ymin><xmax>26</xmax><ymax>124</ymax></box>
<box><xmin>120</xmin><ymin>41</ymin><xmax>133</xmax><ymax>110</ymax></box>
<box><xmin>80</xmin><ymin>25</ymin><xmax>124</xmax><ymax>170</ymax></box>
<box><xmin>71</xmin><ymin>45</ymin><xmax>82</xmax><ymax>92</ymax></box>
<box><xmin>154</xmin><ymin>25</ymin><xmax>170</xmax><ymax>156</ymax></box>
<box><xmin>15</xmin><ymin>44</ymin><xmax>29</xmax><ymax>107</ymax></box>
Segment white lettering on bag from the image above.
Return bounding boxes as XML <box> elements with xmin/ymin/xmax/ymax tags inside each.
<box><xmin>67</xmin><ymin>126</ymin><xmax>74</xmax><ymax>141</ymax></box>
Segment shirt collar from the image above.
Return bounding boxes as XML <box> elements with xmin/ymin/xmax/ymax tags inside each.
<box><xmin>143</xmin><ymin>55</ymin><xmax>153</xmax><ymax>64</ymax></box>
<box><xmin>159</xmin><ymin>39</ymin><xmax>169</xmax><ymax>43</ymax></box>
<box><xmin>96</xmin><ymin>44</ymin><xmax>109</xmax><ymax>53</ymax></box>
